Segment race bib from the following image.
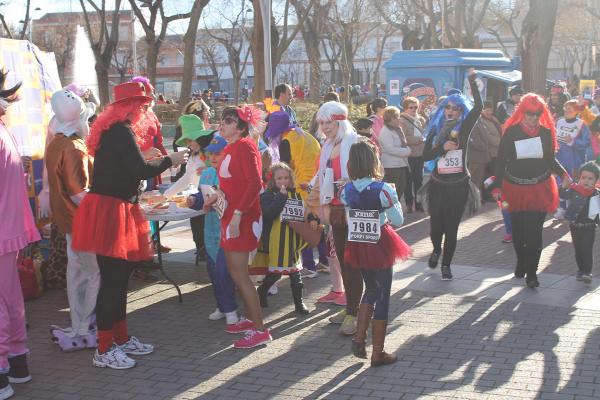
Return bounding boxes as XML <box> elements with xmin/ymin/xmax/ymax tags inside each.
<box><xmin>437</xmin><ymin>150</ymin><xmax>464</xmax><ymax>174</ymax></box>
<box><xmin>214</xmin><ymin>192</ymin><xmax>227</xmax><ymax>219</ymax></box>
<box><xmin>280</xmin><ymin>198</ymin><xmax>305</xmax><ymax>222</ymax></box>
<box><xmin>347</xmin><ymin>209</ymin><xmax>380</xmax><ymax>243</ymax></box>
<box><xmin>514</xmin><ymin>137</ymin><xmax>543</xmax><ymax>159</ymax></box>
<box><xmin>556</xmin><ymin>123</ymin><xmax>579</xmax><ymax>145</ymax></box>
<box><xmin>589</xmin><ymin>195</ymin><xmax>600</xmax><ymax>220</ymax></box>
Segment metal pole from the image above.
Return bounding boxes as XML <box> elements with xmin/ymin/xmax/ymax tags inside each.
<box><xmin>260</xmin><ymin>0</ymin><xmax>272</xmax><ymax>98</ymax></box>
<box><xmin>132</xmin><ymin>12</ymin><xmax>139</xmax><ymax>76</ymax></box>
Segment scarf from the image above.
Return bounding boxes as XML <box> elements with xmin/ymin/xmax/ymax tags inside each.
<box><xmin>570</xmin><ymin>183</ymin><xmax>596</xmax><ymax>197</ymax></box>
<box><xmin>434</xmin><ymin>119</ymin><xmax>458</xmax><ymax>147</ymax></box>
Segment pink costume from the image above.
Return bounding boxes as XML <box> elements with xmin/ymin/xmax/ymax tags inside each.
<box><xmin>0</xmin><ymin>121</ymin><xmax>40</xmax><ymax>373</ymax></box>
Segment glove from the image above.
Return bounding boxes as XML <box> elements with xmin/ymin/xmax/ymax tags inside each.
<box><xmin>38</xmin><ymin>189</ymin><xmax>51</xmax><ymax>219</ymax></box>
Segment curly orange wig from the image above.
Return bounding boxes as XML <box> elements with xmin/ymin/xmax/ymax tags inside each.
<box><xmin>86</xmin><ymin>99</ymin><xmax>150</xmax><ymax>156</ymax></box>
<box><xmin>502</xmin><ymin>93</ymin><xmax>557</xmax><ymax>150</ymax></box>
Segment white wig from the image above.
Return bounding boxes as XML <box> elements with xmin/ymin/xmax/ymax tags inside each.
<box><xmin>316</xmin><ymin>101</ymin><xmax>355</xmax><ymax>142</ymax></box>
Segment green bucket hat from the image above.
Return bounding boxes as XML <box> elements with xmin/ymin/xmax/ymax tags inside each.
<box><xmin>176</xmin><ymin>114</ymin><xmax>213</xmax><ymax>147</ymax></box>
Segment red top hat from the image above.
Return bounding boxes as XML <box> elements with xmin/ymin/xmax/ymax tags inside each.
<box><xmin>112</xmin><ymin>82</ymin><xmax>153</xmax><ymax>105</ymax></box>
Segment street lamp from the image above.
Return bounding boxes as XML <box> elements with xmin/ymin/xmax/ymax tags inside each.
<box><xmin>260</xmin><ymin>0</ymin><xmax>272</xmax><ymax>98</ymax></box>
<box><xmin>22</xmin><ymin>7</ymin><xmax>42</xmax><ymax>43</ymax></box>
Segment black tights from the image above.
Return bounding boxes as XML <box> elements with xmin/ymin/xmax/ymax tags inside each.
<box><xmin>261</xmin><ymin>271</ymin><xmax>302</xmax><ymax>291</ymax></box>
<box><xmin>95</xmin><ymin>255</ymin><xmax>134</xmax><ymax>331</ymax></box>
<box><xmin>510</xmin><ymin>211</ymin><xmax>546</xmax><ymax>278</ymax></box>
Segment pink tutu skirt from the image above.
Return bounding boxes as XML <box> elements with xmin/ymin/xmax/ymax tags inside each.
<box><xmin>344</xmin><ymin>224</ymin><xmax>411</xmax><ymax>269</ymax></box>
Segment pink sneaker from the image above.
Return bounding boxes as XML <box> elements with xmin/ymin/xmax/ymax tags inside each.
<box><xmin>502</xmin><ymin>234</ymin><xmax>512</xmax><ymax>243</ymax></box>
<box><xmin>225</xmin><ymin>318</ymin><xmax>254</xmax><ymax>334</ymax></box>
<box><xmin>234</xmin><ymin>329</ymin><xmax>272</xmax><ymax>349</ymax></box>
<box><xmin>317</xmin><ymin>291</ymin><xmax>344</xmax><ymax>303</ymax></box>
<box><xmin>333</xmin><ymin>293</ymin><xmax>347</xmax><ymax>306</ymax></box>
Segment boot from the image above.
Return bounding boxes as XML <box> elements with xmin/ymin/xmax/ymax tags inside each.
<box><xmin>370</xmin><ymin>320</ymin><xmax>397</xmax><ymax>367</ymax></box>
<box><xmin>291</xmin><ymin>283</ymin><xmax>309</xmax><ymax>315</ymax></box>
<box><xmin>352</xmin><ymin>304</ymin><xmax>373</xmax><ymax>359</ymax></box>
<box><xmin>257</xmin><ymin>284</ymin><xmax>269</xmax><ymax>308</ymax></box>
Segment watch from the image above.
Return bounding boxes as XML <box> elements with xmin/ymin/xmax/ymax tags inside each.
<box><xmin>233</xmin><ymin>209</ymin><xmax>243</xmax><ymax>217</ymax></box>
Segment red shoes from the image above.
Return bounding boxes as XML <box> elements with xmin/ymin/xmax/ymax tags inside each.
<box><xmin>234</xmin><ymin>329</ymin><xmax>272</xmax><ymax>349</ymax></box>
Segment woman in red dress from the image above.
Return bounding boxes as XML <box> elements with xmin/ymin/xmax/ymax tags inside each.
<box><xmin>209</xmin><ymin>105</ymin><xmax>272</xmax><ymax>349</ymax></box>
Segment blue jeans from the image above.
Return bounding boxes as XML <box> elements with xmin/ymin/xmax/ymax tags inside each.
<box><xmin>501</xmin><ymin>209</ymin><xmax>512</xmax><ymax>235</ymax></box>
<box><xmin>301</xmin><ymin>237</ymin><xmax>328</xmax><ymax>271</ymax></box>
<box><xmin>206</xmin><ymin>249</ymin><xmax>237</xmax><ymax>313</ymax></box>
<box><xmin>360</xmin><ymin>267</ymin><xmax>393</xmax><ymax>320</ymax></box>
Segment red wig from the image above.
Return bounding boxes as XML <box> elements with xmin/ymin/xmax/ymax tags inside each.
<box><xmin>502</xmin><ymin>93</ymin><xmax>557</xmax><ymax>150</ymax></box>
<box><xmin>86</xmin><ymin>99</ymin><xmax>150</xmax><ymax>156</ymax></box>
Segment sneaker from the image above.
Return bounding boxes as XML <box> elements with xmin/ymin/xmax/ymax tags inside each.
<box><xmin>0</xmin><ymin>374</ymin><xmax>14</xmax><ymax>400</ymax></box>
<box><xmin>209</xmin><ymin>308</ymin><xmax>225</xmax><ymax>321</ymax></box>
<box><xmin>268</xmin><ymin>284</ymin><xmax>278</xmax><ymax>295</ymax></box>
<box><xmin>8</xmin><ymin>354</ymin><xmax>31</xmax><ymax>384</ymax></box>
<box><xmin>582</xmin><ymin>274</ymin><xmax>592</xmax><ymax>284</ymax></box>
<box><xmin>225</xmin><ymin>318</ymin><xmax>254</xmax><ymax>334</ymax></box>
<box><xmin>233</xmin><ymin>329</ymin><xmax>272</xmax><ymax>349</ymax></box>
<box><xmin>117</xmin><ymin>336</ymin><xmax>154</xmax><ymax>356</ymax></box>
<box><xmin>502</xmin><ymin>234</ymin><xmax>512</xmax><ymax>243</ymax></box>
<box><xmin>576</xmin><ymin>271</ymin><xmax>585</xmax><ymax>281</ymax></box>
<box><xmin>441</xmin><ymin>265</ymin><xmax>453</xmax><ymax>281</ymax></box>
<box><xmin>428</xmin><ymin>251</ymin><xmax>441</xmax><ymax>269</ymax></box>
<box><xmin>333</xmin><ymin>293</ymin><xmax>347</xmax><ymax>306</ymax></box>
<box><xmin>317</xmin><ymin>291</ymin><xmax>344</xmax><ymax>303</ymax></box>
<box><xmin>92</xmin><ymin>345</ymin><xmax>136</xmax><ymax>370</ymax></box>
<box><xmin>316</xmin><ymin>263</ymin><xmax>330</xmax><ymax>273</ymax></box>
<box><xmin>553</xmin><ymin>208</ymin><xmax>566</xmax><ymax>220</ymax></box>
<box><xmin>329</xmin><ymin>309</ymin><xmax>346</xmax><ymax>324</ymax></box>
<box><xmin>339</xmin><ymin>315</ymin><xmax>357</xmax><ymax>336</ymax></box>
<box><xmin>300</xmin><ymin>269</ymin><xmax>319</xmax><ymax>279</ymax></box>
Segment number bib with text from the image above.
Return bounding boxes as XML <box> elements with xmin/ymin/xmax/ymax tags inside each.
<box><xmin>437</xmin><ymin>149</ymin><xmax>464</xmax><ymax>174</ymax></box>
<box><xmin>347</xmin><ymin>209</ymin><xmax>380</xmax><ymax>243</ymax></box>
<box><xmin>214</xmin><ymin>193</ymin><xmax>227</xmax><ymax>219</ymax></box>
<box><xmin>280</xmin><ymin>198</ymin><xmax>305</xmax><ymax>222</ymax></box>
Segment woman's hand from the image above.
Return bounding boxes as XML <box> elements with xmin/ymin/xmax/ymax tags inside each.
<box><xmin>169</xmin><ymin>150</ymin><xmax>189</xmax><ymax>166</ymax></box>
<box><xmin>228</xmin><ymin>213</ymin><xmax>241</xmax><ymax>238</ymax></box>
<box><xmin>142</xmin><ymin>147</ymin><xmax>162</xmax><ymax>160</ymax></box>
<box><xmin>443</xmin><ymin>141</ymin><xmax>458</xmax><ymax>151</ymax></box>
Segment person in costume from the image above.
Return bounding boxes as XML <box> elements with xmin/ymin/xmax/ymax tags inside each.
<box><xmin>307</xmin><ymin>101</ymin><xmax>362</xmax><ymax>336</ymax></box>
<box><xmin>72</xmin><ymin>82</ymin><xmax>189</xmax><ymax>369</ymax></box>
<box><xmin>254</xmin><ymin>163</ymin><xmax>310</xmax><ymax>315</ymax></box>
<box><xmin>559</xmin><ymin>161</ymin><xmax>600</xmax><ymax>284</ymax></box>
<box><xmin>204</xmin><ymin>105</ymin><xmax>271</xmax><ymax>349</ymax></box>
<box><xmin>0</xmin><ymin>69</ymin><xmax>40</xmax><ymax>399</ymax></box>
<box><xmin>554</xmin><ymin>100</ymin><xmax>591</xmax><ymax>219</ymax></box>
<box><xmin>492</xmin><ymin>93</ymin><xmax>570</xmax><ymax>288</ymax></box>
<box><xmin>343</xmin><ymin>139</ymin><xmax>410</xmax><ymax>367</ymax></box>
<box><xmin>187</xmin><ymin>135</ymin><xmax>240</xmax><ymax>326</ymax></box>
<box><xmin>419</xmin><ymin>68</ymin><xmax>483</xmax><ymax>281</ymax></box>
<box><xmin>45</xmin><ymin>89</ymin><xmax>99</xmax><ymax>352</ymax></box>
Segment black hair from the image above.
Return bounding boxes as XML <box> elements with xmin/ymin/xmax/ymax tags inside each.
<box><xmin>274</xmin><ymin>83</ymin><xmax>291</xmax><ymax>99</ymax></box>
<box><xmin>580</xmin><ymin>161</ymin><xmax>600</xmax><ymax>180</ymax></box>
<box><xmin>221</xmin><ymin>106</ymin><xmax>250</xmax><ymax>137</ymax></box>
<box><xmin>323</xmin><ymin>92</ymin><xmax>339</xmax><ymax>102</ymax></box>
<box><xmin>354</xmin><ymin>118</ymin><xmax>373</xmax><ymax>131</ymax></box>
<box><xmin>366</xmin><ymin>98</ymin><xmax>387</xmax><ymax>116</ymax></box>
<box><xmin>348</xmin><ymin>139</ymin><xmax>383</xmax><ymax>180</ymax></box>
<box><xmin>0</xmin><ymin>69</ymin><xmax>21</xmax><ymax>104</ymax></box>
<box><xmin>195</xmin><ymin>131</ymin><xmax>215</xmax><ymax>149</ymax></box>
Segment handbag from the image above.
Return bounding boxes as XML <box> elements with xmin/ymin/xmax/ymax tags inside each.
<box><xmin>288</xmin><ymin>221</ymin><xmax>324</xmax><ymax>247</ymax></box>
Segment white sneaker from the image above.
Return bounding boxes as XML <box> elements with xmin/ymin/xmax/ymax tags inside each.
<box><xmin>209</xmin><ymin>308</ymin><xmax>225</xmax><ymax>320</ymax></box>
<box><xmin>268</xmin><ymin>284</ymin><xmax>278</xmax><ymax>295</ymax></box>
<box><xmin>553</xmin><ymin>208</ymin><xmax>566</xmax><ymax>220</ymax></box>
<box><xmin>300</xmin><ymin>269</ymin><xmax>319</xmax><ymax>279</ymax></box>
<box><xmin>117</xmin><ymin>336</ymin><xmax>154</xmax><ymax>356</ymax></box>
<box><xmin>0</xmin><ymin>383</ymin><xmax>14</xmax><ymax>400</ymax></box>
<box><xmin>225</xmin><ymin>311</ymin><xmax>239</xmax><ymax>325</ymax></box>
<box><xmin>92</xmin><ymin>346</ymin><xmax>136</xmax><ymax>369</ymax></box>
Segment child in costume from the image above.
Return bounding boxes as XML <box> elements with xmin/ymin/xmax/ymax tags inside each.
<box><xmin>0</xmin><ymin>69</ymin><xmax>40</xmax><ymax>400</ymax></box>
<box><xmin>45</xmin><ymin>89</ymin><xmax>100</xmax><ymax>352</ymax></box>
<box><xmin>342</xmin><ymin>139</ymin><xmax>411</xmax><ymax>367</ymax></box>
<box><xmin>187</xmin><ymin>135</ymin><xmax>240</xmax><ymax>326</ymax></box>
<box><xmin>255</xmin><ymin>163</ymin><xmax>310</xmax><ymax>315</ymax></box>
<box><xmin>559</xmin><ymin>161</ymin><xmax>600</xmax><ymax>283</ymax></box>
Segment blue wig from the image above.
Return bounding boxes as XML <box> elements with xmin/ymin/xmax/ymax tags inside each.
<box><xmin>424</xmin><ymin>94</ymin><xmax>473</xmax><ymax>141</ymax></box>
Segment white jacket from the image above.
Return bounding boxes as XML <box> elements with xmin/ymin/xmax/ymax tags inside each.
<box><xmin>164</xmin><ymin>153</ymin><xmax>205</xmax><ymax>198</ymax></box>
<box><xmin>377</xmin><ymin>125</ymin><xmax>411</xmax><ymax>168</ymax></box>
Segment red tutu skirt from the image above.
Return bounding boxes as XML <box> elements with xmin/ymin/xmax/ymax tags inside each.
<box><xmin>502</xmin><ymin>177</ymin><xmax>558</xmax><ymax>213</ymax></box>
<box><xmin>71</xmin><ymin>193</ymin><xmax>152</xmax><ymax>262</ymax></box>
<box><xmin>344</xmin><ymin>224</ymin><xmax>412</xmax><ymax>270</ymax></box>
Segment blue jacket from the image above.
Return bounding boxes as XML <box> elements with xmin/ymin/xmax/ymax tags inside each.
<box><xmin>189</xmin><ymin>167</ymin><xmax>221</xmax><ymax>262</ymax></box>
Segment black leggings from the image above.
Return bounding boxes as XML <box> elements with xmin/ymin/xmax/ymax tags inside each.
<box><xmin>405</xmin><ymin>156</ymin><xmax>424</xmax><ymax>207</ymax></box>
<box><xmin>510</xmin><ymin>211</ymin><xmax>546</xmax><ymax>277</ymax></box>
<box><xmin>95</xmin><ymin>256</ymin><xmax>134</xmax><ymax>331</ymax></box>
<box><xmin>428</xmin><ymin>180</ymin><xmax>469</xmax><ymax>266</ymax></box>
<box><xmin>570</xmin><ymin>225</ymin><xmax>595</xmax><ymax>275</ymax></box>
<box><xmin>261</xmin><ymin>271</ymin><xmax>302</xmax><ymax>290</ymax></box>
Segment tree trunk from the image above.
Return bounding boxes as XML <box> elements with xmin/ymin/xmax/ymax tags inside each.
<box><xmin>146</xmin><ymin>40</ymin><xmax>159</xmax><ymax>86</ymax></box>
<box><xmin>520</xmin><ymin>0</ymin><xmax>558</xmax><ymax>94</ymax></box>
<box><xmin>251</xmin><ymin>0</ymin><xmax>265</xmax><ymax>102</ymax></box>
<box><xmin>303</xmin><ymin>30</ymin><xmax>321</xmax><ymax>101</ymax></box>
<box><xmin>233</xmin><ymin>75</ymin><xmax>241</xmax><ymax>104</ymax></box>
<box><xmin>179</xmin><ymin>0</ymin><xmax>209</xmax><ymax>107</ymax></box>
<box><xmin>95</xmin><ymin>62</ymin><xmax>110</xmax><ymax>106</ymax></box>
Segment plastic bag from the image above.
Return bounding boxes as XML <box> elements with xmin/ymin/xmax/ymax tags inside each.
<box><xmin>320</xmin><ymin>167</ymin><xmax>335</xmax><ymax>205</ymax></box>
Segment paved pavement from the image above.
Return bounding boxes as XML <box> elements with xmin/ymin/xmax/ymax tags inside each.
<box><xmin>12</xmin><ymin>202</ymin><xmax>600</xmax><ymax>400</ymax></box>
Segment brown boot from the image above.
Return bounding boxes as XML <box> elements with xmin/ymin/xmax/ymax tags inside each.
<box><xmin>351</xmin><ymin>304</ymin><xmax>373</xmax><ymax>359</ymax></box>
<box><xmin>370</xmin><ymin>320</ymin><xmax>397</xmax><ymax>367</ymax></box>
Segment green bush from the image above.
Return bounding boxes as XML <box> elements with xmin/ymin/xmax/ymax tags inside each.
<box><xmin>294</xmin><ymin>101</ymin><xmax>367</xmax><ymax>132</ymax></box>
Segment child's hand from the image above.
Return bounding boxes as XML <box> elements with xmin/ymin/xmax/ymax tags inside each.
<box><xmin>279</xmin><ymin>184</ymin><xmax>287</xmax><ymax>195</ymax></box>
<box><xmin>204</xmin><ymin>193</ymin><xmax>219</xmax><ymax>207</ymax></box>
<box><xmin>310</xmin><ymin>220</ymin><xmax>318</xmax><ymax>231</ymax></box>
<box><xmin>186</xmin><ymin>196</ymin><xmax>195</xmax><ymax>208</ymax></box>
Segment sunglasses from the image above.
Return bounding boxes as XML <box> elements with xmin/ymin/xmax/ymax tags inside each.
<box><xmin>445</xmin><ymin>105</ymin><xmax>461</xmax><ymax>112</ymax></box>
<box><xmin>221</xmin><ymin>116</ymin><xmax>237</xmax><ymax>125</ymax></box>
<box><xmin>525</xmin><ymin>111</ymin><xmax>542</xmax><ymax>117</ymax></box>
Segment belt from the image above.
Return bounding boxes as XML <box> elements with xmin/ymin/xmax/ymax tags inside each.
<box><xmin>505</xmin><ymin>169</ymin><xmax>550</xmax><ymax>185</ymax></box>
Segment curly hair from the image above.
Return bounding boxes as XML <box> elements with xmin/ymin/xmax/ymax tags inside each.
<box><xmin>86</xmin><ymin>99</ymin><xmax>149</xmax><ymax>156</ymax></box>
<box><xmin>503</xmin><ymin>93</ymin><xmax>557</xmax><ymax>150</ymax></box>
